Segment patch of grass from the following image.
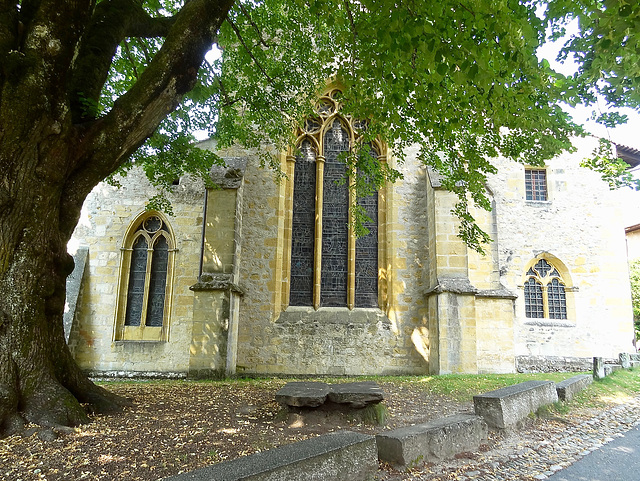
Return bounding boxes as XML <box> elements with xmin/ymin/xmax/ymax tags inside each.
<box><xmin>360</xmin><ymin>372</ymin><xmax>581</xmax><ymax>402</ymax></box>
<box><xmin>568</xmin><ymin>369</ymin><xmax>640</xmax><ymax>409</ymax></box>
<box><xmin>358</xmin><ymin>403</ymin><xmax>388</xmax><ymax>426</ymax></box>
<box><xmin>95</xmin><ymin>370</ymin><xmax>640</xmax><ymax>409</ymax></box>
<box><xmin>207</xmin><ymin>449</ymin><xmax>222</xmax><ymax>463</ymax></box>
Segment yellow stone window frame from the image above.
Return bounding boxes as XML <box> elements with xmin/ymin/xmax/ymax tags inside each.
<box><xmin>520</xmin><ymin>253</ymin><xmax>576</xmax><ymax>322</ymax></box>
<box><xmin>280</xmin><ymin>87</ymin><xmax>389</xmax><ymax>311</ymax></box>
<box><xmin>114</xmin><ymin>211</ymin><xmax>177</xmax><ymax>341</ymax></box>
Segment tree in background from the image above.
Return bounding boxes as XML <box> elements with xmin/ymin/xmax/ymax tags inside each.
<box><xmin>630</xmin><ymin>260</ymin><xmax>640</xmax><ymax>339</ymax></box>
<box><xmin>1</xmin><ymin>0</ymin><xmax>639</xmax><ymax>438</ymax></box>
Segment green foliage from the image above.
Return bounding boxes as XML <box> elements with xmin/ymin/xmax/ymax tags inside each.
<box><xmin>629</xmin><ymin>259</ymin><xmax>640</xmax><ymax>336</ymax></box>
<box><xmin>580</xmin><ymin>139</ymin><xmax>640</xmax><ymax>190</ymax></box>
<box><xmin>92</xmin><ymin>0</ymin><xmax>640</xmax><ymax>248</ymax></box>
<box><xmin>211</xmin><ymin>0</ymin><xmax>582</xmax><ymax>249</ymax></box>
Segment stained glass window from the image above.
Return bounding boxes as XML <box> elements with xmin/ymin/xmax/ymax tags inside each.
<box><xmin>125</xmin><ymin>236</ymin><xmax>148</xmax><ymax>326</ymax></box>
<box><xmin>290</xmin><ymin>140</ymin><xmax>316</xmax><ymax>306</ymax></box>
<box><xmin>289</xmin><ymin>89</ymin><xmax>382</xmax><ymax>309</ymax></box>
<box><xmin>547</xmin><ymin>278</ymin><xmax>567</xmax><ymax>320</ymax></box>
<box><xmin>524</xmin><ymin>278</ymin><xmax>544</xmax><ymax>318</ymax></box>
<box><xmin>524</xmin><ymin>258</ymin><xmax>568</xmax><ymax>320</ymax></box>
<box><xmin>321</xmin><ymin>120</ymin><xmax>350</xmax><ymax>307</ymax></box>
<box><xmin>118</xmin><ymin>214</ymin><xmax>174</xmax><ymax>340</ymax></box>
<box><xmin>525</xmin><ymin>169</ymin><xmax>547</xmax><ymax>201</ymax></box>
<box><xmin>146</xmin><ymin>235</ymin><xmax>168</xmax><ymax>326</ymax></box>
<box><xmin>355</xmin><ymin>146</ymin><xmax>379</xmax><ymax>308</ymax></box>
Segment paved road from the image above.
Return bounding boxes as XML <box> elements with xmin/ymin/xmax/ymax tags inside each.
<box><xmin>547</xmin><ymin>423</ymin><xmax>640</xmax><ymax>481</ymax></box>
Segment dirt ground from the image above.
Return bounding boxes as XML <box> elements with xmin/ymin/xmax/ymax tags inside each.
<box><xmin>0</xmin><ymin>379</ymin><xmax>597</xmax><ymax>481</ymax></box>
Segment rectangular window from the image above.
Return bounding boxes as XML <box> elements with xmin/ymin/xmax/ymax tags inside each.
<box><xmin>525</xmin><ymin>169</ymin><xmax>547</xmax><ymax>201</ymax></box>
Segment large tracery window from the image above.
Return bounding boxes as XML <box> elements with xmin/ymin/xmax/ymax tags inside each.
<box><xmin>524</xmin><ymin>259</ymin><xmax>568</xmax><ymax>320</ymax></box>
<box><xmin>288</xmin><ymin>88</ymin><xmax>383</xmax><ymax>309</ymax></box>
<box><xmin>115</xmin><ymin>212</ymin><xmax>176</xmax><ymax>341</ymax></box>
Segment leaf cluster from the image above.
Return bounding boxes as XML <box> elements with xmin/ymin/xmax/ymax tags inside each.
<box><xmin>580</xmin><ymin>139</ymin><xmax>640</xmax><ymax>190</ymax></box>
<box><xmin>62</xmin><ymin>0</ymin><xmax>640</xmax><ymax>248</ymax></box>
<box><xmin>214</xmin><ymin>0</ymin><xmax>585</xmax><ymax>249</ymax></box>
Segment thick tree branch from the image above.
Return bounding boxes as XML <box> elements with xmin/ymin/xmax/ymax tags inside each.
<box><xmin>69</xmin><ymin>0</ymin><xmax>175</xmax><ymax>122</ymax></box>
<box><xmin>60</xmin><ymin>0</ymin><xmax>235</xmax><ymax>233</ymax></box>
<box><xmin>238</xmin><ymin>4</ymin><xmax>270</xmax><ymax>48</ymax></box>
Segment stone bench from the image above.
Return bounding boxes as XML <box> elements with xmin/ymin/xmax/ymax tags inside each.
<box><xmin>556</xmin><ymin>374</ymin><xmax>592</xmax><ymax>401</ymax></box>
<box><xmin>473</xmin><ymin>380</ymin><xmax>558</xmax><ymax>429</ymax></box>
<box><xmin>619</xmin><ymin>353</ymin><xmax>640</xmax><ymax>369</ymax></box>
<box><xmin>275</xmin><ymin>381</ymin><xmax>384</xmax><ymax>408</ymax></box>
<box><xmin>162</xmin><ymin>431</ymin><xmax>377</xmax><ymax>481</ymax></box>
<box><xmin>376</xmin><ymin>414</ymin><xmax>487</xmax><ymax>468</ymax></box>
<box><xmin>604</xmin><ymin>364</ymin><xmax>622</xmax><ymax>376</ymax></box>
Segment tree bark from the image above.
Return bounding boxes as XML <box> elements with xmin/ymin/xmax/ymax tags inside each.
<box><xmin>0</xmin><ymin>0</ymin><xmax>235</xmax><ymax>438</ymax></box>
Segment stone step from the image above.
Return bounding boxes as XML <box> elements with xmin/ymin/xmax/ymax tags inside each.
<box><xmin>473</xmin><ymin>380</ymin><xmax>558</xmax><ymax>429</ymax></box>
<box><xmin>556</xmin><ymin>374</ymin><xmax>592</xmax><ymax>401</ymax></box>
<box><xmin>162</xmin><ymin>430</ymin><xmax>377</xmax><ymax>481</ymax></box>
<box><xmin>376</xmin><ymin>414</ymin><xmax>487</xmax><ymax>468</ymax></box>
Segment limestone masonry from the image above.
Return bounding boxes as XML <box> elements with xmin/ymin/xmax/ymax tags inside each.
<box><xmin>67</xmin><ymin>118</ymin><xmax>635</xmax><ymax>377</ymax></box>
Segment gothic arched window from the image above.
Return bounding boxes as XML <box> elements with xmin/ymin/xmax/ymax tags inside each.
<box><xmin>524</xmin><ymin>258</ymin><xmax>568</xmax><ymax>320</ymax></box>
<box><xmin>115</xmin><ymin>212</ymin><xmax>176</xmax><ymax>341</ymax></box>
<box><xmin>288</xmin><ymin>88</ymin><xmax>382</xmax><ymax>309</ymax></box>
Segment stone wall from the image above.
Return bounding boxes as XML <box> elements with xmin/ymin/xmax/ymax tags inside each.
<box><xmin>231</xmin><ymin>144</ymin><xmax>433</xmax><ymax>375</ymax></box>
<box><xmin>487</xmin><ymin>136</ymin><xmax>635</xmax><ymax>362</ymax></box>
<box><xmin>68</xmin><ymin>169</ymin><xmax>204</xmax><ymax>375</ymax></box>
<box><xmin>67</xmin><ymin>134</ymin><xmax>635</xmax><ymax>378</ymax></box>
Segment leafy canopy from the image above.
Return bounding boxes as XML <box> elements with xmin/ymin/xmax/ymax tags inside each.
<box><xmin>105</xmin><ymin>0</ymin><xmax>640</xmax><ymax>250</ymax></box>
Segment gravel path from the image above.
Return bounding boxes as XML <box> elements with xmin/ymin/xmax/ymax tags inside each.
<box><xmin>383</xmin><ymin>395</ymin><xmax>640</xmax><ymax>481</ymax></box>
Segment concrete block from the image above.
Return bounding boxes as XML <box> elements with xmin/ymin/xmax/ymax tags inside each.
<box><xmin>593</xmin><ymin>357</ymin><xmax>606</xmax><ymax>379</ymax></box>
<box><xmin>161</xmin><ymin>430</ymin><xmax>377</xmax><ymax>481</ymax></box>
<box><xmin>556</xmin><ymin>375</ymin><xmax>592</xmax><ymax>401</ymax></box>
<box><xmin>620</xmin><ymin>352</ymin><xmax>631</xmax><ymax>369</ymax></box>
<box><xmin>376</xmin><ymin>414</ymin><xmax>487</xmax><ymax>468</ymax></box>
<box><xmin>473</xmin><ymin>380</ymin><xmax>558</xmax><ymax>429</ymax></box>
<box><xmin>604</xmin><ymin>364</ymin><xmax>622</xmax><ymax>376</ymax></box>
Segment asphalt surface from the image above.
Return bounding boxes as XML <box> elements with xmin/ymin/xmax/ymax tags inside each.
<box><xmin>547</xmin><ymin>423</ymin><xmax>640</xmax><ymax>481</ymax></box>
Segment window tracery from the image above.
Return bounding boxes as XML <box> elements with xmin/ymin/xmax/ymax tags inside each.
<box><xmin>115</xmin><ymin>212</ymin><xmax>176</xmax><ymax>341</ymax></box>
<box><xmin>524</xmin><ymin>259</ymin><xmax>568</xmax><ymax>320</ymax></box>
<box><xmin>287</xmin><ymin>88</ymin><xmax>384</xmax><ymax>309</ymax></box>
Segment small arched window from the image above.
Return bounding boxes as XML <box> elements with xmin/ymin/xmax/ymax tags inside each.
<box><xmin>115</xmin><ymin>212</ymin><xmax>176</xmax><ymax>341</ymax></box>
<box><xmin>524</xmin><ymin>258</ymin><xmax>568</xmax><ymax>320</ymax></box>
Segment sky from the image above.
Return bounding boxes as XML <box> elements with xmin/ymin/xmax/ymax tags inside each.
<box><xmin>536</xmin><ymin>25</ymin><xmax>640</xmax><ymax>227</ymax></box>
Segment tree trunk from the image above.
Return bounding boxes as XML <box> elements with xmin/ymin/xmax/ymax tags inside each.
<box><xmin>0</xmin><ymin>0</ymin><xmax>234</xmax><ymax>439</ymax></box>
<box><xmin>0</xmin><ymin>138</ymin><xmax>128</xmax><ymax>438</ymax></box>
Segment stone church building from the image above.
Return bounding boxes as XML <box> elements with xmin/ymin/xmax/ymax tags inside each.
<box><xmin>66</xmin><ymin>88</ymin><xmax>635</xmax><ymax>378</ymax></box>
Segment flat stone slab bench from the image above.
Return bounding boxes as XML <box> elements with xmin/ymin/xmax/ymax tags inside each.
<box><xmin>276</xmin><ymin>381</ymin><xmax>384</xmax><ymax>408</ymax></box>
<box><xmin>556</xmin><ymin>374</ymin><xmax>592</xmax><ymax>401</ymax></box>
<box><xmin>162</xmin><ymin>430</ymin><xmax>377</xmax><ymax>481</ymax></box>
<box><xmin>473</xmin><ymin>380</ymin><xmax>558</xmax><ymax>429</ymax></box>
<box><xmin>376</xmin><ymin>414</ymin><xmax>487</xmax><ymax>468</ymax></box>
